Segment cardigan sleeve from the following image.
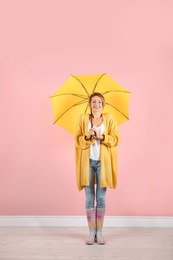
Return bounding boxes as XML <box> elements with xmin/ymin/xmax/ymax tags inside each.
<box><xmin>75</xmin><ymin>114</ymin><xmax>94</xmax><ymax>150</ymax></box>
<box><xmin>101</xmin><ymin>114</ymin><xmax>120</xmax><ymax>147</ymax></box>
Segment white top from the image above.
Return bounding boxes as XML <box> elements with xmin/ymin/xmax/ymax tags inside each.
<box><xmin>88</xmin><ymin>121</ymin><xmax>105</xmax><ymax>160</ymax></box>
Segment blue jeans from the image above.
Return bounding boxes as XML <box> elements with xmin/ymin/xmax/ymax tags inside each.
<box><xmin>84</xmin><ymin>159</ymin><xmax>107</xmax><ymax>210</ymax></box>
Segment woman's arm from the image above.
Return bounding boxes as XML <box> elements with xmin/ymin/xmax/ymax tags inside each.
<box><xmin>101</xmin><ymin>114</ymin><xmax>120</xmax><ymax>147</ymax></box>
<box><xmin>75</xmin><ymin>115</ymin><xmax>95</xmax><ymax>149</ymax></box>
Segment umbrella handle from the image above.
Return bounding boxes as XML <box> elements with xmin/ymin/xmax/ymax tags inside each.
<box><xmin>90</xmin><ymin>114</ymin><xmax>96</xmax><ymax>136</ymax></box>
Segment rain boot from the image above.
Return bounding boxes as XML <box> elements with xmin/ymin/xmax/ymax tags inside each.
<box><xmin>94</xmin><ymin>207</ymin><xmax>97</xmax><ymax>242</ymax></box>
<box><xmin>85</xmin><ymin>208</ymin><xmax>96</xmax><ymax>245</ymax></box>
<box><xmin>96</xmin><ymin>208</ymin><xmax>105</xmax><ymax>245</ymax></box>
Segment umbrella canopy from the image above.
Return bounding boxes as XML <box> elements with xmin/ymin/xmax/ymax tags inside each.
<box><xmin>50</xmin><ymin>73</ymin><xmax>130</xmax><ymax>135</ymax></box>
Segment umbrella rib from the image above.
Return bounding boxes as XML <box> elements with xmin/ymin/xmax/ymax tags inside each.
<box><xmin>101</xmin><ymin>90</ymin><xmax>131</xmax><ymax>95</ymax></box>
<box><xmin>106</xmin><ymin>102</ymin><xmax>129</xmax><ymax>120</ymax></box>
<box><xmin>53</xmin><ymin>99</ymin><xmax>88</xmax><ymax>124</ymax></box>
<box><xmin>71</xmin><ymin>75</ymin><xmax>90</xmax><ymax>96</ymax></box>
<box><xmin>50</xmin><ymin>93</ymin><xmax>87</xmax><ymax>99</ymax></box>
<box><xmin>92</xmin><ymin>73</ymin><xmax>106</xmax><ymax>93</ymax></box>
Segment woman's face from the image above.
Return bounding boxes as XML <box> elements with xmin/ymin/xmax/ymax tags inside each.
<box><xmin>90</xmin><ymin>95</ymin><xmax>103</xmax><ymax>112</ymax></box>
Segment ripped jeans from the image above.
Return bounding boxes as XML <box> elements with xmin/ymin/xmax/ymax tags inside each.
<box><xmin>84</xmin><ymin>159</ymin><xmax>107</xmax><ymax>210</ymax></box>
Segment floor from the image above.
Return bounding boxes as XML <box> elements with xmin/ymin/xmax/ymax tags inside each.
<box><xmin>0</xmin><ymin>227</ymin><xmax>173</xmax><ymax>259</ymax></box>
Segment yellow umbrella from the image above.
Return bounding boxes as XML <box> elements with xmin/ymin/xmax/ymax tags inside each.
<box><xmin>50</xmin><ymin>73</ymin><xmax>130</xmax><ymax>135</ymax></box>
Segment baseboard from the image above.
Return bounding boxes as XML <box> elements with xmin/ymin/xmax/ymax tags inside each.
<box><xmin>0</xmin><ymin>216</ymin><xmax>173</xmax><ymax>227</ymax></box>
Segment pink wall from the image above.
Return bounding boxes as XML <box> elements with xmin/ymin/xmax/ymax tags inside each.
<box><xmin>0</xmin><ymin>0</ymin><xmax>173</xmax><ymax>216</ymax></box>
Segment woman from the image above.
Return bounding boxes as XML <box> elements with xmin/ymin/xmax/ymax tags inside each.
<box><xmin>75</xmin><ymin>92</ymin><xmax>120</xmax><ymax>245</ymax></box>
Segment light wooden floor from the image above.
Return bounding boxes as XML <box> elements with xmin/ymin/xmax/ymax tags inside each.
<box><xmin>0</xmin><ymin>227</ymin><xmax>173</xmax><ymax>259</ymax></box>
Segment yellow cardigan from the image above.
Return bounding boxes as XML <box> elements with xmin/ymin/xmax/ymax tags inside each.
<box><xmin>75</xmin><ymin>113</ymin><xmax>120</xmax><ymax>191</ymax></box>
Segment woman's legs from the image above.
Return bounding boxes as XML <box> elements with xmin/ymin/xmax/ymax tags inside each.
<box><xmin>95</xmin><ymin>160</ymin><xmax>106</xmax><ymax>244</ymax></box>
<box><xmin>84</xmin><ymin>160</ymin><xmax>96</xmax><ymax>244</ymax></box>
<box><xmin>85</xmin><ymin>159</ymin><xmax>107</xmax><ymax>210</ymax></box>
<box><xmin>84</xmin><ymin>161</ymin><xmax>95</xmax><ymax>210</ymax></box>
<box><xmin>95</xmin><ymin>160</ymin><xmax>106</xmax><ymax>210</ymax></box>
<box><xmin>84</xmin><ymin>159</ymin><xmax>106</xmax><ymax>244</ymax></box>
